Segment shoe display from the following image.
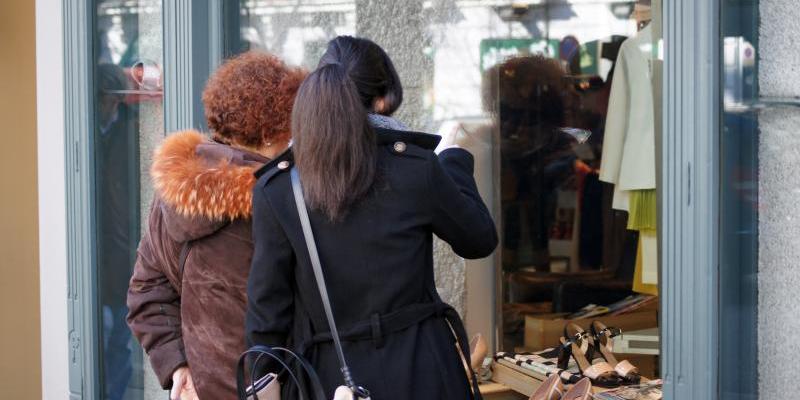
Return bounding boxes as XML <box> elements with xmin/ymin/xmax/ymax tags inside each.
<box><xmin>529</xmin><ymin>373</ymin><xmax>564</xmax><ymax>400</ymax></box>
<box><xmin>590</xmin><ymin>321</ymin><xmax>642</xmax><ymax>384</ymax></box>
<box><xmin>558</xmin><ymin>323</ymin><xmax>622</xmax><ymax>388</ymax></box>
<box><xmin>561</xmin><ymin>377</ymin><xmax>592</xmax><ymax>400</ymax></box>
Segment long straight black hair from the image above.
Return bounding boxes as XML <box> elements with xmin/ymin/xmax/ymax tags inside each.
<box><xmin>292</xmin><ymin>36</ymin><xmax>402</xmax><ymax>220</ymax></box>
<box><xmin>318</xmin><ymin>36</ymin><xmax>403</xmax><ymax>115</ymax></box>
<box><xmin>291</xmin><ymin>63</ymin><xmax>376</xmax><ymax>221</ymax></box>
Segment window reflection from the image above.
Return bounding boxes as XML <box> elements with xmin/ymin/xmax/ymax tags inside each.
<box><xmin>236</xmin><ymin>0</ymin><xmax>660</xmax><ymax>376</ymax></box>
<box><xmin>95</xmin><ymin>1</ymin><xmax>163</xmax><ymax>399</ymax></box>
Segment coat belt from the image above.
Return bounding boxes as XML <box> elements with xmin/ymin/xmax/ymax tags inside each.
<box><xmin>308</xmin><ymin>302</ymin><xmax>446</xmax><ymax>348</ymax></box>
<box><xmin>303</xmin><ymin>300</ymin><xmax>483</xmax><ymax>400</ymax></box>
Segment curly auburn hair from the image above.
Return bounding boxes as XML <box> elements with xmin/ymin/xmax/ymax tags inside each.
<box><xmin>202</xmin><ymin>51</ymin><xmax>307</xmax><ymax>148</ymax></box>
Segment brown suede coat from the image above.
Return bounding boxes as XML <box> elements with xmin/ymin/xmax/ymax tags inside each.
<box><xmin>127</xmin><ymin>130</ymin><xmax>268</xmax><ymax>399</ymax></box>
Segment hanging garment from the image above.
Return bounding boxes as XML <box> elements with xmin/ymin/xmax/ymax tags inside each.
<box><xmin>578</xmin><ymin>171</ymin><xmax>604</xmax><ymax>269</ymax></box>
<box><xmin>599</xmin><ymin>25</ymin><xmax>656</xmax><ymax>211</ymax></box>
<box><xmin>627</xmin><ymin>189</ymin><xmax>657</xmax><ymax>231</ymax></box>
<box><xmin>628</xmin><ymin>190</ymin><xmax>658</xmax><ymax>285</ymax></box>
<box><xmin>632</xmin><ymin>236</ymin><xmax>658</xmax><ymax>296</ymax></box>
<box><xmin>640</xmin><ymin>230</ymin><xmax>658</xmax><ymax>285</ymax></box>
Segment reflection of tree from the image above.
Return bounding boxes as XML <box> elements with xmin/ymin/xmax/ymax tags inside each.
<box><xmin>494</xmin><ymin>2</ymin><xmax>578</xmax><ymax>39</ymax></box>
<box><xmin>96</xmin><ymin>0</ymin><xmax>163</xmax><ymax>66</ymax></box>
<box><xmin>241</xmin><ymin>1</ymin><xmax>356</xmax><ymax>67</ymax></box>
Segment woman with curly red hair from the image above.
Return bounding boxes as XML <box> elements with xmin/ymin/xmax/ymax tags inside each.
<box><xmin>126</xmin><ymin>51</ymin><xmax>305</xmax><ymax>400</ymax></box>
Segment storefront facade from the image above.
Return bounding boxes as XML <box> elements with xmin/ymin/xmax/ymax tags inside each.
<box><xmin>26</xmin><ymin>0</ymin><xmax>795</xmax><ymax>399</ymax></box>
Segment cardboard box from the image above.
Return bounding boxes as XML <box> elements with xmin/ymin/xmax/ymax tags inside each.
<box><xmin>523</xmin><ymin>311</ymin><xmax>658</xmax><ymax>351</ymax></box>
<box><xmin>616</xmin><ymin>353</ymin><xmax>658</xmax><ymax>379</ymax></box>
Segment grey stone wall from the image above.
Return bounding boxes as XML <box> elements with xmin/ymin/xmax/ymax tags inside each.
<box><xmin>355</xmin><ymin>0</ymin><xmax>468</xmax><ymax>317</ymax></box>
<box><xmin>138</xmin><ymin>8</ymin><xmax>167</xmax><ymax>400</ymax></box>
<box><xmin>758</xmin><ymin>0</ymin><xmax>800</xmax><ymax>397</ymax></box>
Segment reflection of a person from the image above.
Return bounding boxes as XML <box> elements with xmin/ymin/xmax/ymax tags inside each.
<box><xmin>484</xmin><ymin>55</ymin><xmax>578</xmax><ymax>271</ymax></box>
<box><xmin>95</xmin><ymin>63</ymin><xmax>139</xmax><ymax>400</ymax></box>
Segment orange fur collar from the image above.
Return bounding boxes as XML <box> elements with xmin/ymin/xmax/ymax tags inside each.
<box><xmin>151</xmin><ymin>130</ymin><xmax>259</xmax><ymax>220</ymax></box>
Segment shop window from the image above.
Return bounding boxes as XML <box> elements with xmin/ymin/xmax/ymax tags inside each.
<box><xmin>93</xmin><ymin>1</ymin><xmax>164</xmax><ymax>398</ymax></box>
<box><xmin>232</xmin><ymin>0</ymin><xmax>665</xmax><ymax>394</ymax></box>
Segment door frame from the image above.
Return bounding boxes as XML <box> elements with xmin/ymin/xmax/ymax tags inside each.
<box><xmin>660</xmin><ymin>0</ymin><xmax>721</xmax><ymax>398</ymax></box>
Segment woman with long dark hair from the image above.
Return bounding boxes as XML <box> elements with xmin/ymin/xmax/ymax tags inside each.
<box><xmin>246</xmin><ymin>37</ymin><xmax>497</xmax><ymax>399</ymax></box>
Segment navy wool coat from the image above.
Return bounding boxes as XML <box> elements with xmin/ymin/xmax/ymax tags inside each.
<box><xmin>245</xmin><ymin>128</ymin><xmax>498</xmax><ymax>399</ymax></box>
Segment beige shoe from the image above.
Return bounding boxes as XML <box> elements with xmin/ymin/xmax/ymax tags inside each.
<box><xmin>562</xmin><ymin>378</ymin><xmax>592</xmax><ymax>400</ymax></box>
<box><xmin>529</xmin><ymin>373</ymin><xmax>564</xmax><ymax>400</ymax></box>
<box><xmin>590</xmin><ymin>321</ymin><xmax>641</xmax><ymax>384</ymax></box>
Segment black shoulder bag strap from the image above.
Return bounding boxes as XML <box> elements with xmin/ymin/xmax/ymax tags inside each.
<box><xmin>290</xmin><ymin>168</ymin><xmax>370</xmax><ymax>399</ymax></box>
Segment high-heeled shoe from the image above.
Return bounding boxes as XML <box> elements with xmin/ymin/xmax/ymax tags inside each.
<box><xmin>559</xmin><ymin>324</ymin><xmax>621</xmax><ymax>388</ymax></box>
<box><xmin>529</xmin><ymin>373</ymin><xmax>564</xmax><ymax>400</ymax></box>
<box><xmin>561</xmin><ymin>377</ymin><xmax>592</xmax><ymax>400</ymax></box>
<box><xmin>590</xmin><ymin>321</ymin><xmax>641</xmax><ymax>384</ymax></box>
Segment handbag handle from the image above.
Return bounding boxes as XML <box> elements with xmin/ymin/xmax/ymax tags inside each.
<box><xmin>236</xmin><ymin>345</ymin><xmax>327</xmax><ymax>400</ymax></box>
<box><xmin>290</xmin><ymin>168</ymin><xmax>370</xmax><ymax>399</ymax></box>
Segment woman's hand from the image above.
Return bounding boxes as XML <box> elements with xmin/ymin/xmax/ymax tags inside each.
<box><xmin>170</xmin><ymin>366</ymin><xmax>198</xmax><ymax>400</ymax></box>
<box><xmin>436</xmin><ymin>122</ymin><xmax>462</xmax><ymax>154</ymax></box>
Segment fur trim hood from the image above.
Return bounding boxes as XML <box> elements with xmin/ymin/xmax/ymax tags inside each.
<box><xmin>151</xmin><ymin>130</ymin><xmax>267</xmax><ymax>222</ymax></box>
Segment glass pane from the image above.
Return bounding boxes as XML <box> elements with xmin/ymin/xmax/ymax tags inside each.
<box><xmin>94</xmin><ymin>1</ymin><xmax>164</xmax><ymax>399</ymax></box>
<box><xmin>234</xmin><ymin>0</ymin><xmax>663</xmax><ymax>386</ymax></box>
<box><xmin>720</xmin><ymin>0</ymin><xmax>758</xmax><ymax>398</ymax></box>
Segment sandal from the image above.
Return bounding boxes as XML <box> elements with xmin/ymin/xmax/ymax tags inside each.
<box><xmin>590</xmin><ymin>321</ymin><xmax>641</xmax><ymax>384</ymax></box>
<box><xmin>559</xmin><ymin>324</ymin><xmax>621</xmax><ymax>388</ymax></box>
<box><xmin>529</xmin><ymin>373</ymin><xmax>564</xmax><ymax>400</ymax></box>
<box><xmin>562</xmin><ymin>377</ymin><xmax>592</xmax><ymax>400</ymax></box>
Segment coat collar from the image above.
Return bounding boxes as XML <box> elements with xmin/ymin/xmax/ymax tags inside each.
<box><xmin>151</xmin><ymin>130</ymin><xmax>268</xmax><ymax>221</ymax></box>
<box><xmin>254</xmin><ymin>128</ymin><xmax>441</xmax><ymax>179</ymax></box>
<box><xmin>373</xmin><ymin>127</ymin><xmax>442</xmax><ymax>149</ymax></box>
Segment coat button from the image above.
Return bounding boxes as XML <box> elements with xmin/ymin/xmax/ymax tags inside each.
<box><xmin>393</xmin><ymin>141</ymin><xmax>407</xmax><ymax>153</ymax></box>
<box><xmin>277</xmin><ymin>160</ymin><xmax>290</xmax><ymax>170</ymax></box>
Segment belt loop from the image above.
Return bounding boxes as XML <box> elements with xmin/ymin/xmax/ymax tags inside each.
<box><xmin>370</xmin><ymin>313</ymin><xmax>384</xmax><ymax>349</ymax></box>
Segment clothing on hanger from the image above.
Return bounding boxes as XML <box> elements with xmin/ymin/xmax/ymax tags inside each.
<box><xmin>599</xmin><ymin>25</ymin><xmax>656</xmax><ymax>212</ymax></box>
<box><xmin>632</xmin><ymin>235</ymin><xmax>658</xmax><ymax>296</ymax></box>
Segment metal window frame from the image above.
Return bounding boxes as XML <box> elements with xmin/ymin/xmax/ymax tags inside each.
<box><xmin>660</xmin><ymin>0</ymin><xmax>721</xmax><ymax>398</ymax></box>
<box><xmin>62</xmin><ymin>1</ymin><xmax>229</xmax><ymax>398</ymax></box>
<box><xmin>63</xmin><ymin>1</ymin><xmax>725</xmax><ymax>398</ymax></box>
<box><xmin>163</xmin><ymin>0</ymin><xmax>232</xmax><ymax>132</ymax></box>
<box><xmin>63</xmin><ymin>0</ymin><xmax>100</xmax><ymax>398</ymax></box>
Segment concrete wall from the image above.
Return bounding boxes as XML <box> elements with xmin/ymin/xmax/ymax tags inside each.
<box><xmin>0</xmin><ymin>1</ymin><xmax>41</xmax><ymax>398</ymax></box>
<box><xmin>758</xmin><ymin>0</ymin><xmax>800</xmax><ymax>397</ymax></box>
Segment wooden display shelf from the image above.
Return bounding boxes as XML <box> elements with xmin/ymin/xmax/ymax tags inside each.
<box><xmin>480</xmin><ymin>382</ymin><xmax>527</xmax><ymax>400</ymax></box>
<box><xmin>491</xmin><ymin>359</ymin><xmax>655</xmax><ymax>397</ymax></box>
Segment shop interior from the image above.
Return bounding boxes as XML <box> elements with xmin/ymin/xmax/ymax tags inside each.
<box><xmin>460</xmin><ymin>1</ymin><xmax>663</xmax><ymax>397</ymax></box>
